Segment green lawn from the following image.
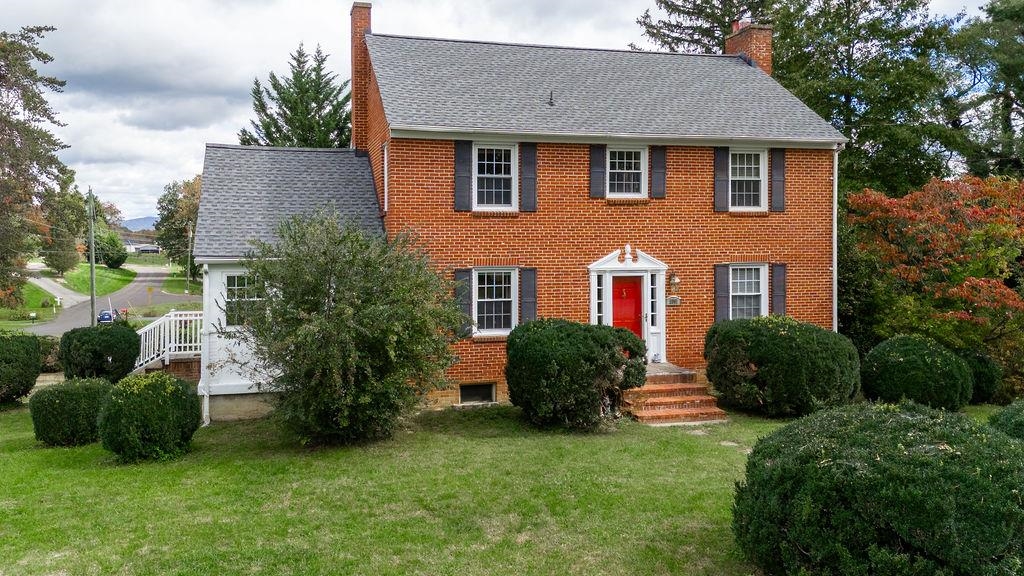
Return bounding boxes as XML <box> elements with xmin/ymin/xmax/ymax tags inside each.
<box><xmin>0</xmin><ymin>405</ymin><xmax>782</xmax><ymax>575</ymax></box>
<box><xmin>127</xmin><ymin>301</ymin><xmax>203</xmax><ymax>329</ymax></box>
<box><xmin>126</xmin><ymin>252</ymin><xmax>170</xmax><ymax>266</ymax></box>
<box><xmin>0</xmin><ymin>283</ymin><xmax>57</xmax><ymax>330</ymax></box>
<box><xmin>61</xmin><ymin>263</ymin><xmax>136</xmax><ymax>296</ymax></box>
<box><xmin>162</xmin><ymin>271</ymin><xmax>202</xmax><ymax>295</ymax></box>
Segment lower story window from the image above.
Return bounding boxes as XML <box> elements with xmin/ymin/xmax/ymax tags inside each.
<box><xmin>474</xmin><ymin>268</ymin><xmax>517</xmax><ymax>334</ymax></box>
<box><xmin>730</xmin><ymin>265</ymin><xmax>767</xmax><ymax>319</ymax></box>
<box><xmin>459</xmin><ymin>383</ymin><xmax>496</xmax><ymax>404</ymax></box>
<box><xmin>225</xmin><ymin>274</ymin><xmax>261</xmax><ymax>326</ymax></box>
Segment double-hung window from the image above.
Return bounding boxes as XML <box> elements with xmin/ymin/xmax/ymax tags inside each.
<box><xmin>729</xmin><ymin>264</ymin><xmax>768</xmax><ymax>319</ymax></box>
<box><xmin>607</xmin><ymin>147</ymin><xmax>647</xmax><ymax>197</ymax></box>
<box><xmin>473</xmin><ymin>268</ymin><xmax>518</xmax><ymax>335</ymax></box>
<box><xmin>473</xmin><ymin>143</ymin><xmax>518</xmax><ymax>211</ymax></box>
<box><xmin>224</xmin><ymin>274</ymin><xmax>262</xmax><ymax>326</ymax></box>
<box><xmin>729</xmin><ymin>149</ymin><xmax>767</xmax><ymax>210</ymax></box>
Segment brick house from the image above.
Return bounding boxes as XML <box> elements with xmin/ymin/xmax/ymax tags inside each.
<box><xmin>193</xmin><ymin>2</ymin><xmax>845</xmax><ymax>422</ymax></box>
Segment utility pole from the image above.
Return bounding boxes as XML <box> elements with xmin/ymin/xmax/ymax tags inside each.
<box><xmin>88</xmin><ymin>187</ymin><xmax>97</xmax><ymax>326</ymax></box>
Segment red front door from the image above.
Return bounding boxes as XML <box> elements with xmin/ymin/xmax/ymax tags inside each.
<box><xmin>612</xmin><ymin>276</ymin><xmax>643</xmax><ymax>339</ymax></box>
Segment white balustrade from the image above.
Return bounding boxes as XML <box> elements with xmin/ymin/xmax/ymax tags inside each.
<box><xmin>134</xmin><ymin>311</ymin><xmax>203</xmax><ymax>371</ymax></box>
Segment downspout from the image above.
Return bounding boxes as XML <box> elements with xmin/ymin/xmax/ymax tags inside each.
<box><xmin>832</xmin><ymin>143</ymin><xmax>843</xmax><ymax>332</ymax></box>
<box><xmin>199</xmin><ymin>263</ymin><xmax>211</xmax><ymax>426</ymax></box>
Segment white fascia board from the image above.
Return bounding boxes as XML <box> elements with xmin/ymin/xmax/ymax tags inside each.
<box><xmin>194</xmin><ymin>256</ymin><xmax>244</xmax><ymax>265</ymax></box>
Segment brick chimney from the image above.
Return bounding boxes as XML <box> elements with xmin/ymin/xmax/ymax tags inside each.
<box><xmin>724</xmin><ymin>20</ymin><xmax>772</xmax><ymax>76</ymax></box>
<box><xmin>350</xmin><ymin>2</ymin><xmax>372</xmax><ymax>151</ymax></box>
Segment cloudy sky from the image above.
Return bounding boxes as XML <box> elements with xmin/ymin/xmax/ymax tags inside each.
<box><xmin>6</xmin><ymin>0</ymin><xmax>988</xmax><ymax>219</ymax></box>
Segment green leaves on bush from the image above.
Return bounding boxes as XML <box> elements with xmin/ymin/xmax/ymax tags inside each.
<box><xmin>37</xmin><ymin>335</ymin><xmax>61</xmax><ymax>373</ymax></box>
<box><xmin>0</xmin><ymin>332</ymin><xmax>41</xmax><ymax>403</ymax></box>
<box><xmin>505</xmin><ymin>319</ymin><xmax>646</xmax><ymax>430</ymax></box>
<box><xmin>98</xmin><ymin>372</ymin><xmax>200</xmax><ymax>462</ymax></box>
<box><xmin>734</xmin><ymin>402</ymin><xmax>1024</xmax><ymax>575</ymax></box>
<box><xmin>59</xmin><ymin>323</ymin><xmax>140</xmax><ymax>383</ymax></box>
<box><xmin>703</xmin><ymin>316</ymin><xmax>860</xmax><ymax>417</ymax></box>
<box><xmin>990</xmin><ymin>399</ymin><xmax>1024</xmax><ymax>440</ymax></box>
<box><xmin>29</xmin><ymin>378</ymin><xmax>111</xmax><ymax>446</ymax></box>
<box><xmin>961</xmin><ymin>351</ymin><xmax>1002</xmax><ymax>404</ymax></box>
<box><xmin>862</xmin><ymin>335</ymin><xmax>973</xmax><ymax>410</ymax></box>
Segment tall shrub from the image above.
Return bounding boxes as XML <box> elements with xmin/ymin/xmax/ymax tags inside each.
<box><xmin>990</xmin><ymin>399</ymin><xmax>1024</xmax><ymax>440</ymax></box>
<box><xmin>98</xmin><ymin>372</ymin><xmax>200</xmax><ymax>462</ymax></box>
<box><xmin>60</xmin><ymin>323</ymin><xmax>140</xmax><ymax>382</ymax></box>
<box><xmin>862</xmin><ymin>335</ymin><xmax>973</xmax><ymax>410</ymax></box>
<box><xmin>0</xmin><ymin>332</ymin><xmax>42</xmax><ymax>403</ymax></box>
<box><xmin>703</xmin><ymin>316</ymin><xmax>860</xmax><ymax>417</ymax></box>
<box><xmin>30</xmin><ymin>378</ymin><xmax>111</xmax><ymax>446</ymax></box>
<box><xmin>506</xmin><ymin>319</ymin><xmax>646</xmax><ymax>430</ymax></box>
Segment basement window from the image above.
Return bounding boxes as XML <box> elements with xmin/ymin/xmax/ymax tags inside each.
<box><xmin>459</xmin><ymin>383</ymin><xmax>496</xmax><ymax>404</ymax></box>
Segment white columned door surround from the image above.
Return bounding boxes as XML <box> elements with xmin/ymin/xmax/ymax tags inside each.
<box><xmin>587</xmin><ymin>245</ymin><xmax>668</xmax><ymax>363</ymax></box>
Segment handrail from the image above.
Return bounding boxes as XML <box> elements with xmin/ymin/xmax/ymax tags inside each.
<box><xmin>134</xmin><ymin>310</ymin><xmax>203</xmax><ymax>371</ymax></box>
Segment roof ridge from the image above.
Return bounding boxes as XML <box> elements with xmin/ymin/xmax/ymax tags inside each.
<box><xmin>206</xmin><ymin>143</ymin><xmax>360</xmax><ymax>153</ymax></box>
<box><xmin>367</xmin><ymin>33</ymin><xmax>739</xmax><ymax>59</ymax></box>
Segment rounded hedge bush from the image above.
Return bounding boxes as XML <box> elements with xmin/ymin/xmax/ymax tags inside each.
<box><xmin>60</xmin><ymin>323</ymin><xmax>140</xmax><ymax>383</ymax></box>
<box><xmin>702</xmin><ymin>316</ymin><xmax>859</xmax><ymax>417</ymax></box>
<box><xmin>734</xmin><ymin>402</ymin><xmax>1024</xmax><ymax>575</ymax></box>
<box><xmin>29</xmin><ymin>378</ymin><xmax>112</xmax><ymax>446</ymax></box>
<box><xmin>0</xmin><ymin>332</ymin><xmax>42</xmax><ymax>403</ymax></box>
<box><xmin>862</xmin><ymin>335</ymin><xmax>972</xmax><ymax>410</ymax></box>
<box><xmin>37</xmin><ymin>335</ymin><xmax>61</xmax><ymax>373</ymax></box>
<box><xmin>98</xmin><ymin>372</ymin><xmax>201</xmax><ymax>462</ymax></box>
<box><xmin>990</xmin><ymin>399</ymin><xmax>1024</xmax><ymax>440</ymax></box>
<box><xmin>506</xmin><ymin>319</ymin><xmax>646</xmax><ymax>430</ymax></box>
<box><xmin>961</xmin><ymin>351</ymin><xmax>1002</xmax><ymax>405</ymax></box>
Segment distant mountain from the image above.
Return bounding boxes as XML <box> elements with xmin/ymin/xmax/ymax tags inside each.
<box><xmin>123</xmin><ymin>216</ymin><xmax>158</xmax><ymax>231</ymax></box>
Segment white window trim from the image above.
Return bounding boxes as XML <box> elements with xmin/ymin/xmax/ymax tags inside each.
<box><xmin>728</xmin><ymin>148</ymin><xmax>768</xmax><ymax>212</ymax></box>
<box><xmin>472</xmin><ymin>267</ymin><xmax>519</xmax><ymax>336</ymax></box>
<box><xmin>606</xmin><ymin>146</ymin><xmax>648</xmax><ymax>199</ymax></box>
<box><xmin>472</xmin><ymin>142</ymin><xmax>519</xmax><ymax>212</ymax></box>
<box><xmin>223</xmin><ymin>273</ymin><xmax>261</xmax><ymax>327</ymax></box>
<box><xmin>728</xmin><ymin>263</ymin><xmax>769</xmax><ymax>320</ymax></box>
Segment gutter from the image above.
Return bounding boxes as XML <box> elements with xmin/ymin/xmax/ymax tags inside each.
<box><xmin>832</xmin><ymin>143</ymin><xmax>843</xmax><ymax>332</ymax></box>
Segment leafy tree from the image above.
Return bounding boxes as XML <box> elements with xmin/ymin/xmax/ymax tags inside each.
<box><xmin>97</xmin><ymin>230</ymin><xmax>127</xmax><ymax>269</ymax></box>
<box><xmin>222</xmin><ymin>211</ymin><xmax>463</xmax><ymax>444</ymax></box>
<box><xmin>41</xmin><ymin>171</ymin><xmax>86</xmax><ymax>276</ymax></box>
<box><xmin>154</xmin><ymin>175</ymin><xmax>200</xmax><ymax>279</ymax></box>
<box><xmin>0</xmin><ymin>26</ymin><xmax>67</xmax><ymax>305</ymax></box>
<box><xmin>633</xmin><ymin>0</ymin><xmax>771</xmax><ymax>53</ymax></box>
<box><xmin>238</xmin><ymin>44</ymin><xmax>351</xmax><ymax>148</ymax></box>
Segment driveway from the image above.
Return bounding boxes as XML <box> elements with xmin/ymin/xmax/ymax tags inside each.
<box><xmin>25</xmin><ymin>264</ymin><xmax>201</xmax><ymax>336</ymax></box>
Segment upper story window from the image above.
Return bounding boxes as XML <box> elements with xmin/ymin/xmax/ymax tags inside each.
<box><xmin>474</xmin><ymin>268</ymin><xmax>518</xmax><ymax>335</ymax></box>
<box><xmin>607</xmin><ymin>147</ymin><xmax>647</xmax><ymax>197</ymax></box>
<box><xmin>225</xmin><ymin>274</ymin><xmax>262</xmax><ymax>326</ymax></box>
<box><xmin>730</xmin><ymin>150</ymin><xmax>767</xmax><ymax>210</ymax></box>
<box><xmin>473</xmin><ymin>143</ymin><xmax>518</xmax><ymax>211</ymax></box>
<box><xmin>729</xmin><ymin>264</ymin><xmax>768</xmax><ymax>319</ymax></box>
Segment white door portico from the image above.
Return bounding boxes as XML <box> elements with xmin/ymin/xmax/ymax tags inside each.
<box><xmin>588</xmin><ymin>245</ymin><xmax>668</xmax><ymax>363</ymax></box>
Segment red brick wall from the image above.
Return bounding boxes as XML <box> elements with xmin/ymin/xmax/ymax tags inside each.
<box><xmin>350</xmin><ymin>2</ymin><xmax>372</xmax><ymax>150</ymax></box>
<box><xmin>383</xmin><ymin>139</ymin><xmax>834</xmax><ymax>404</ymax></box>
<box><xmin>725</xmin><ymin>24</ymin><xmax>773</xmax><ymax>75</ymax></box>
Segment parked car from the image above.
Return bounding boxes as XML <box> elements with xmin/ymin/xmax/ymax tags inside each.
<box><xmin>97</xmin><ymin>310</ymin><xmax>116</xmax><ymax>324</ymax></box>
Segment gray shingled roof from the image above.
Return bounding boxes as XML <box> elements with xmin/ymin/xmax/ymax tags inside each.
<box><xmin>365</xmin><ymin>34</ymin><xmax>846</xmax><ymax>144</ymax></box>
<box><xmin>194</xmin><ymin>144</ymin><xmax>382</xmax><ymax>260</ymax></box>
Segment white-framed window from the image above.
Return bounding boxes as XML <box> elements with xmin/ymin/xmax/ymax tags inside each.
<box><xmin>607</xmin><ymin>147</ymin><xmax>647</xmax><ymax>197</ymax></box>
<box><xmin>729</xmin><ymin>264</ymin><xmax>768</xmax><ymax>319</ymax></box>
<box><xmin>729</xmin><ymin>149</ymin><xmax>767</xmax><ymax>210</ymax></box>
<box><xmin>224</xmin><ymin>274</ymin><xmax>262</xmax><ymax>326</ymax></box>
<box><xmin>473</xmin><ymin>268</ymin><xmax>518</xmax><ymax>335</ymax></box>
<box><xmin>472</xmin><ymin>143</ymin><xmax>518</xmax><ymax>211</ymax></box>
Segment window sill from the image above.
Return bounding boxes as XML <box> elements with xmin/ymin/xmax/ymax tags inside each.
<box><xmin>472</xmin><ymin>334</ymin><xmax>509</xmax><ymax>343</ymax></box>
<box><xmin>471</xmin><ymin>211</ymin><xmax>520</xmax><ymax>218</ymax></box>
<box><xmin>605</xmin><ymin>197</ymin><xmax>650</xmax><ymax>206</ymax></box>
<box><xmin>727</xmin><ymin>210</ymin><xmax>770</xmax><ymax>217</ymax></box>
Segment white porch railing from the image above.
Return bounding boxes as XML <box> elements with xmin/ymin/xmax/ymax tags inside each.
<box><xmin>134</xmin><ymin>310</ymin><xmax>203</xmax><ymax>371</ymax></box>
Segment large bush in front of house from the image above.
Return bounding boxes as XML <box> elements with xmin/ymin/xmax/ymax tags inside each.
<box><xmin>60</xmin><ymin>323</ymin><xmax>140</xmax><ymax>383</ymax></box>
<box><xmin>990</xmin><ymin>399</ymin><xmax>1024</xmax><ymax>440</ymax></box>
<box><xmin>703</xmin><ymin>316</ymin><xmax>859</xmax><ymax>417</ymax></box>
<box><xmin>30</xmin><ymin>378</ymin><xmax>112</xmax><ymax>446</ymax></box>
<box><xmin>734</xmin><ymin>402</ymin><xmax>1024</xmax><ymax>575</ymax></box>
<box><xmin>862</xmin><ymin>335</ymin><xmax>972</xmax><ymax>411</ymax></box>
<box><xmin>222</xmin><ymin>211</ymin><xmax>464</xmax><ymax>445</ymax></box>
<box><xmin>0</xmin><ymin>332</ymin><xmax>42</xmax><ymax>403</ymax></box>
<box><xmin>98</xmin><ymin>372</ymin><xmax>200</xmax><ymax>462</ymax></box>
<box><xmin>506</xmin><ymin>318</ymin><xmax>646</xmax><ymax>430</ymax></box>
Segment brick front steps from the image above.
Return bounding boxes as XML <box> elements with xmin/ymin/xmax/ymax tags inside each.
<box><xmin>623</xmin><ymin>365</ymin><xmax>728</xmax><ymax>425</ymax></box>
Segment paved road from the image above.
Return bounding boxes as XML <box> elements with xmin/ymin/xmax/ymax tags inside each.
<box><xmin>26</xmin><ymin>265</ymin><xmax>201</xmax><ymax>336</ymax></box>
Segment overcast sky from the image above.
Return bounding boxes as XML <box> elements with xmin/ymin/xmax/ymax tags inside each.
<box><xmin>5</xmin><ymin>0</ymin><xmax>988</xmax><ymax>219</ymax></box>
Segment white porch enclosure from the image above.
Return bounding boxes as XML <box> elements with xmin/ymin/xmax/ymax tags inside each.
<box><xmin>134</xmin><ymin>311</ymin><xmax>204</xmax><ymax>371</ymax></box>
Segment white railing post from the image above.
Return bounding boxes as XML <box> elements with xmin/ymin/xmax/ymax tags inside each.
<box><xmin>133</xmin><ymin>310</ymin><xmax>204</xmax><ymax>372</ymax></box>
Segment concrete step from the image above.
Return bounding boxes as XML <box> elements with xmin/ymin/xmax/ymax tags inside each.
<box><xmin>644</xmin><ymin>370</ymin><xmax>696</xmax><ymax>385</ymax></box>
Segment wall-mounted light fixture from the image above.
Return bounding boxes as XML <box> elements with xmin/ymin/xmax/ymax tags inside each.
<box><xmin>669</xmin><ymin>272</ymin><xmax>681</xmax><ymax>293</ymax></box>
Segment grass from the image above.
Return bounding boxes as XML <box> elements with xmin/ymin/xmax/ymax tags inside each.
<box><xmin>126</xmin><ymin>253</ymin><xmax>170</xmax><ymax>266</ymax></box>
<box><xmin>126</xmin><ymin>301</ymin><xmax>203</xmax><ymax>329</ymax></box>
<box><xmin>61</xmin><ymin>263</ymin><xmax>136</xmax><ymax>296</ymax></box>
<box><xmin>0</xmin><ymin>283</ymin><xmax>57</xmax><ymax>330</ymax></box>
<box><xmin>0</xmin><ymin>404</ymin><xmax>783</xmax><ymax>575</ymax></box>
<box><xmin>162</xmin><ymin>270</ymin><xmax>202</xmax><ymax>295</ymax></box>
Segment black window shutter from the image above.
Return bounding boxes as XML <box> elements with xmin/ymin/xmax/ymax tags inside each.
<box><xmin>770</xmin><ymin>148</ymin><xmax>786</xmax><ymax>212</ymax></box>
<box><xmin>454</xmin><ymin>141</ymin><xmax>473</xmax><ymax>211</ymax></box>
<box><xmin>454</xmin><ymin>268</ymin><xmax>473</xmax><ymax>337</ymax></box>
<box><xmin>520</xmin><ymin>143</ymin><xmax>537</xmax><ymax>212</ymax></box>
<box><xmin>520</xmin><ymin>268</ymin><xmax>537</xmax><ymax>323</ymax></box>
<box><xmin>771</xmin><ymin>263</ymin><xmax>787</xmax><ymax>315</ymax></box>
<box><xmin>714</xmin><ymin>147</ymin><xmax>729</xmax><ymax>212</ymax></box>
<box><xmin>651</xmin><ymin>145</ymin><xmax>667</xmax><ymax>199</ymax></box>
<box><xmin>589</xmin><ymin>145</ymin><xmax>606</xmax><ymax>199</ymax></box>
<box><xmin>714</xmin><ymin>264</ymin><xmax>730</xmax><ymax>322</ymax></box>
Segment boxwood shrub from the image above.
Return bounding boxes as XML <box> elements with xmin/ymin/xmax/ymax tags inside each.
<box><xmin>0</xmin><ymin>332</ymin><xmax>42</xmax><ymax>403</ymax></box>
<box><xmin>98</xmin><ymin>372</ymin><xmax>201</xmax><ymax>462</ymax></box>
<box><xmin>961</xmin><ymin>351</ymin><xmax>1002</xmax><ymax>405</ymax></box>
<box><xmin>60</xmin><ymin>323</ymin><xmax>140</xmax><ymax>383</ymax></box>
<box><xmin>29</xmin><ymin>378</ymin><xmax>112</xmax><ymax>446</ymax></box>
<box><xmin>506</xmin><ymin>319</ymin><xmax>646</xmax><ymax>430</ymax></box>
<box><xmin>37</xmin><ymin>335</ymin><xmax>62</xmax><ymax>373</ymax></box>
<box><xmin>703</xmin><ymin>316</ymin><xmax>859</xmax><ymax>417</ymax></box>
<box><xmin>734</xmin><ymin>402</ymin><xmax>1024</xmax><ymax>575</ymax></box>
<box><xmin>990</xmin><ymin>399</ymin><xmax>1024</xmax><ymax>440</ymax></box>
<box><xmin>862</xmin><ymin>335</ymin><xmax>972</xmax><ymax>410</ymax></box>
